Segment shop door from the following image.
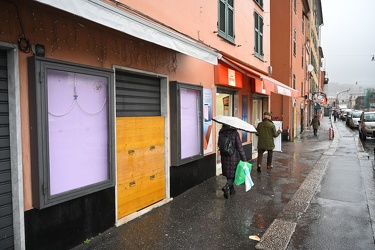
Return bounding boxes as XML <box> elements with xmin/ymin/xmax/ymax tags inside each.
<box><xmin>215</xmin><ymin>89</ymin><xmax>234</xmax><ymax>175</ymax></box>
<box><xmin>115</xmin><ymin>72</ymin><xmax>165</xmax><ymax>219</ymax></box>
<box><xmin>0</xmin><ymin>49</ymin><xmax>14</xmax><ymax>249</ymax></box>
<box><xmin>252</xmin><ymin>98</ymin><xmax>263</xmax><ymax>152</ymax></box>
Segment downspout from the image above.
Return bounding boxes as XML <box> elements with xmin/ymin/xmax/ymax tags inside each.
<box><xmin>287</xmin><ymin>0</ymin><xmax>294</xmax><ymax>141</ymax></box>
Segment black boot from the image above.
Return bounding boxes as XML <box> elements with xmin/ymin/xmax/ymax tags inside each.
<box><xmin>230</xmin><ymin>185</ymin><xmax>236</xmax><ymax>195</ymax></box>
<box><xmin>222</xmin><ymin>184</ymin><xmax>230</xmax><ymax>199</ymax></box>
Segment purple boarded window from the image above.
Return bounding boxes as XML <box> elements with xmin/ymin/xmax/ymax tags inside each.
<box><xmin>180</xmin><ymin>87</ymin><xmax>201</xmax><ymax>159</ymax></box>
<box><xmin>47</xmin><ymin>69</ymin><xmax>109</xmax><ymax>195</ymax></box>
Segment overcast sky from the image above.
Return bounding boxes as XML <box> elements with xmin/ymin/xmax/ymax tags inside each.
<box><xmin>321</xmin><ymin>0</ymin><xmax>375</xmax><ymax>96</ymax></box>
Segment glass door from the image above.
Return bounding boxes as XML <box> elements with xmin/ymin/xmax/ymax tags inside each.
<box><xmin>215</xmin><ymin>89</ymin><xmax>234</xmax><ymax>175</ymax></box>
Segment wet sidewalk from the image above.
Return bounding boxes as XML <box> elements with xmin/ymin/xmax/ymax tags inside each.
<box><xmin>72</xmin><ymin>117</ymin><xmax>336</xmax><ymax>250</ymax></box>
<box><xmin>285</xmin><ymin>119</ymin><xmax>375</xmax><ymax>250</ymax></box>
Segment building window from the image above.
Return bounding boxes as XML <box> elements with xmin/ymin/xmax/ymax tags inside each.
<box><xmin>170</xmin><ymin>81</ymin><xmax>204</xmax><ymax>166</ymax></box>
<box><xmin>254</xmin><ymin>0</ymin><xmax>263</xmax><ymax>8</ymax></box>
<box><xmin>28</xmin><ymin>57</ymin><xmax>115</xmax><ymax>209</ymax></box>
<box><xmin>254</xmin><ymin>11</ymin><xmax>264</xmax><ymax>59</ymax></box>
<box><xmin>302</xmin><ymin>14</ymin><xmax>305</xmax><ymax>34</ymax></box>
<box><xmin>302</xmin><ymin>46</ymin><xmax>304</xmax><ymax>68</ymax></box>
<box><xmin>294</xmin><ymin>0</ymin><xmax>297</xmax><ymax>13</ymax></box>
<box><xmin>218</xmin><ymin>0</ymin><xmax>235</xmax><ymax>43</ymax></box>
<box><xmin>293</xmin><ymin>28</ymin><xmax>297</xmax><ymax>56</ymax></box>
<box><xmin>301</xmin><ymin>82</ymin><xmax>304</xmax><ymax>97</ymax></box>
<box><xmin>293</xmin><ymin>74</ymin><xmax>296</xmax><ymax>89</ymax></box>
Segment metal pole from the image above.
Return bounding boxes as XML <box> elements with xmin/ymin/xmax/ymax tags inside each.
<box><xmin>336</xmin><ymin>89</ymin><xmax>350</xmax><ymax>108</ymax></box>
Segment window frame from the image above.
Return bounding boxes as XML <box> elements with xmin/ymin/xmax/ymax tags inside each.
<box><xmin>302</xmin><ymin>14</ymin><xmax>305</xmax><ymax>34</ymax></box>
<box><xmin>254</xmin><ymin>11</ymin><xmax>264</xmax><ymax>59</ymax></box>
<box><xmin>302</xmin><ymin>46</ymin><xmax>305</xmax><ymax>68</ymax></box>
<box><xmin>28</xmin><ymin>56</ymin><xmax>115</xmax><ymax>209</ymax></box>
<box><xmin>218</xmin><ymin>0</ymin><xmax>235</xmax><ymax>43</ymax></box>
<box><xmin>253</xmin><ymin>0</ymin><xmax>263</xmax><ymax>8</ymax></box>
<box><xmin>169</xmin><ymin>81</ymin><xmax>204</xmax><ymax>166</ymax></box>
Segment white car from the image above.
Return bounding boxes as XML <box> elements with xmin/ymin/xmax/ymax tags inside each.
<box><xmin>348</xmin><ymin>110</ymin><xmax>362</xmax><ymax>128</ymax></box>
<box><xmin>359</xmin><ymin>111</ymin><xmax>375</xmax><ymax>140</ymax></box>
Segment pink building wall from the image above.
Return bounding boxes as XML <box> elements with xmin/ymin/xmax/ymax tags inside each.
<box><xmin>108</xmin><ymin>0</ymin><xmax>271</xmax><ymax>73</ymax></box>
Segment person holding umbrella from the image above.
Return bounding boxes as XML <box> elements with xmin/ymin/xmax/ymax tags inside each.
<box><xmin>213</xmin><ymin>115</ymin><xmax>256</xmax><ymax>199</ymax></box>
<box><xmin>218</xmin><ymin>124</ymin><xmax>247</xmax><ymax>199</ymax></box>
<box><xmin>256</xmin><ymin>111</ymin><xmax>282</xmax><ymax>172</ymax></box>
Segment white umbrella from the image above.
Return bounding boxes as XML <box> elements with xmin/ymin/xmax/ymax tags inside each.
<box><xmin>212</xmin><ymin>115</ymin><xmax>257</xmax><ymax>133</ymax></box>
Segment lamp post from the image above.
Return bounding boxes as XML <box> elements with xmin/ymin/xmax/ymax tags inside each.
<box><xmin>336</xmin><ymin>89</ymin><xmax>350</xmax><ymax>108</ymax></box>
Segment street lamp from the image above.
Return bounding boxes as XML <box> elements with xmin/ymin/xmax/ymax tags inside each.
<box><xmin>336</xmin><ymin>89</ymin><xmax>350</xmax><ymax>108</ymax></box>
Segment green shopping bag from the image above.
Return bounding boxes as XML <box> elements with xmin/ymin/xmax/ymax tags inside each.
<box><xmin>234</xmin><ymin>160</ymin><xmax>252</xmax><ymax>186</ymax></box>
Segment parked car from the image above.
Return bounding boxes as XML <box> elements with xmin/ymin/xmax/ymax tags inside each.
<box><xmin>348</xmin><ymin>110</ymin><xmax>362</xmax><ymax>128</ymax></box>
<box><xmin>341</xmin><ymin>109</ymin><xmax>353</xmax><ymax>122</ymax></box>
<box><xmin>339</xmin><ymin>108</ymin><xmax>348</xmax><ymax>120</ymax></box>
<box><xmin>359</xmin><ymin>111</ymin><xmax>375</xmax><ymax>140</ymax></box>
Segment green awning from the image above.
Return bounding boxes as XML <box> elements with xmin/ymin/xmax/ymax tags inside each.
<box><xmin>314</xmin><ymin>103</ymin><xmax>321</xmax><ymax>109</ymax></box>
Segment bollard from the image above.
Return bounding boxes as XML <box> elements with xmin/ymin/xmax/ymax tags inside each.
<box><xmin>329</xmin><ymin>126</ymin><xmax>333</xmax><ymax>140</ymax></box>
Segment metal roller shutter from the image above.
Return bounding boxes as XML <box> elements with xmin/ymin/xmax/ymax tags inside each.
<box><xmin>116</xmin><ymin>71</ymin><xmax>161</xmax><ymax>117</ymax></box>
<box><xmin>0</xmin><ymin>49</ymin><xmax>14</xmax><ymax>249</ymax></box>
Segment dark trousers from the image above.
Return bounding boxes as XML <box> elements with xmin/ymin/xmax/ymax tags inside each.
<box><xmin>226</xmin><ymin>178</ymin><xmax>234</xmax><ymax>187</ymax></box>
<box><xmin>257</xmin><ymin>149</ymin><xmax>273</xmax><ymax>167</ymax></box>
<box><xmin>313</xmin><ymin>129</ymin><xmax>318</xmax><ymax>135</ymax></box>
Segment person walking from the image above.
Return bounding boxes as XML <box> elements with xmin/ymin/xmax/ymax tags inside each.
<box><xmin>311</xmin><ymin>115</ymin><xmax>320</xmax><ymax>136</ymax></box>
<box><xmin>333</xmin><ymin>109</ymin><xmax>339</xmax><ymax>122</ymax></box>
<box><xmin>218</xmin><ymin>124</ymin><xmax>247</xmax><ymax>199</ymax></box>
<box><xmin>256</xmin><ymin>111</ymin><xmax>282</xmax><ymax>172</ymax></box>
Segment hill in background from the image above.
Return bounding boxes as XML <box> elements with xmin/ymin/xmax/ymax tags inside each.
<box><xmin>325</xmin><ymin>82</ymin><xmax>374</xmax><ymax>98</ymax></box>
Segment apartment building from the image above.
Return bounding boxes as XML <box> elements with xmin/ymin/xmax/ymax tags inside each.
<box><xmin>270</xmin><ymin>0</ymin><xmax>324</xmax><ymax>139</ymax></box>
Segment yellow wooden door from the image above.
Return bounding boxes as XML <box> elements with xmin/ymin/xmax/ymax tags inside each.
<box><xmin>116</xmin><ymin>117</ymin><xmax>165</xmax><ymax>219</ymax></box>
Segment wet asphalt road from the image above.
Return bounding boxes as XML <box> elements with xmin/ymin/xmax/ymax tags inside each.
<box><xmin>72</xmin><ymin>117</ymin><xmax>375</xmax><ymax>250</ymax></box>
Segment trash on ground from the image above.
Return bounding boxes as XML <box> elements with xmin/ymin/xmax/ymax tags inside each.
<box><xmin>249</xmin><ymin>235</ymin><xmax>261</xmax><ymax>241</ymax></box>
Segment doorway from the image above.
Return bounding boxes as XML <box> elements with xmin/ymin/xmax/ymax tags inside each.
<box><xmin>115</xmin><ymin>70</ymin><xmax>167</xmax><ymax>220</ymax></box>
<box><xmin>252</xmin><ymin>98</ymin><xmax>262</xmax><ymax>152</ymax></box>
<box><xmin>215</xmin><ymin>88</ymin><xmax>235</xmax><ymax>175</ymax></box>
<box><xmin>0</xmin><ymin>45</ymin><xmax>24</xmax><ymax>250</ymax></box>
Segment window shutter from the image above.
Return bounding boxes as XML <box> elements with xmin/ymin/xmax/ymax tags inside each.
<box><xmin>218</xmin><ymin>0</ymin><xmax>234</xmax><ymax>43</ymax></box>
<box><xmin>227</xmin><ymin>0</ymin><xmax>234</xmax><ymax>41</ymax></box>
<box><xmin>219</xmin><ymin>0</ymin><xmax>226</xmax><ymax>34</ymax></box>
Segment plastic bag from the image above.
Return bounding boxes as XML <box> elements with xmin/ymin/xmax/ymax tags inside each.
<box><xmin>234</xmin><ymin>160</ymin><xmax>253</xmax><ymax>186</ymax></box>
<box><xmin>244</xmin><ymin>166</ymin><xmax>254</xmax><ymax>192</ymax></box>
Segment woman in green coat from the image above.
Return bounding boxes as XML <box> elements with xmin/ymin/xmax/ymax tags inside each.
<box><xmin>256</xmin><ymin>112</ymin><xmax>282</xmax><ymax>172</ymax></box>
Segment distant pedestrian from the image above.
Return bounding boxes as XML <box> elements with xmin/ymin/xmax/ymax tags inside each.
<box><xmin>218</xmin><ymin>124</ymin><xmax>247</xmax><ymax>199</ymax></box>
<box><xmin>255</xmin><ymin>111</ymin><xmax>282</xmax><ymax>172</ymax></box>
<box><xmin>311</xmin><ymin>115</ymin><xmax>320</xmax><ymax>136</ymax></box>
<box><xmin>333</xmin><ymin>109</ymin><xmax>339</xmax><ymax>122</ymax></box>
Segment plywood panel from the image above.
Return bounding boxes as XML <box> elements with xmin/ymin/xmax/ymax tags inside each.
<box><xmin>117</xmin><ymin>171</ymin><xmax>165</xmax><ymax>218</ymax></box>
<box><xmin>116</xmin><ymin>117</ymin><xmax>165</xmax><ymax>219</ymax></box>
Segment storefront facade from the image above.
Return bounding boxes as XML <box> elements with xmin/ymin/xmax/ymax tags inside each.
<box><xmin>0</xmin><ymin>1</ymin><xmax>222</xmax><ymax>249</ymax></box>
<box><xmin>0</xmin><ymin>0</ymin><xmax>304</xmax><ymax>249</ymax></box>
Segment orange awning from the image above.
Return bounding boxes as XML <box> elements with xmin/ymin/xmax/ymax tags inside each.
<box><xmin>219</xmin><ymin>55</ymin><xmax>299</xmax><ymax>98</ymax></box>
<box><xmin>219</xmin><ymin>56</ymin><xmax>261</xmax><ymax>80</ymax></box>
<box><xmin>261</xmin><ymin>75</ymin><xmax>299</xmax><ymax>98</ymax></box>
